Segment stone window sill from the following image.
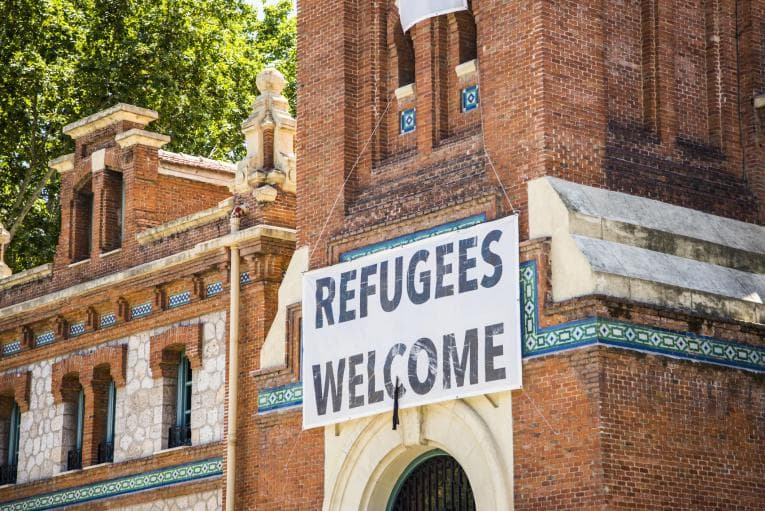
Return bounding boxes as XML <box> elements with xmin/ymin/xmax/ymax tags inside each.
<box><xmin>68</xmin><ymin>259</ymin><xmax>90</xmax><ymax>268</ymax></box>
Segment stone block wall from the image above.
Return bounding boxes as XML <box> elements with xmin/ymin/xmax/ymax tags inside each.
<box><xmin>8</xmin><ymin>311</ymin><xmax>226</xmax><ymax>484</ymax></box>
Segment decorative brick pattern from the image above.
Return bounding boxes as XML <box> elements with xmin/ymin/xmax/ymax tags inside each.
<box><xmin>149</xmin><ymin>324</ymin><xmax>204</xmax><ymax>373</ymax></box>
<box><xmin>0</xmin><ymin>371</ymin><xmax>31</xmax><ymax>412</ymax></box>
<box><xmin>51</xmin><ymin>346</ymin><xmax>128</xmax><ymax>403</ymax></box>
<box><xmin>0</xmin><ymin>458</ymin><xmax>222</xmax><ymax>511</ymax></box>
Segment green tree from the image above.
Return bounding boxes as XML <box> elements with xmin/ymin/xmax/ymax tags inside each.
<box><xmin>0</xmin><ymin>0</ymin><xmax>295</xmax><ymax>273</ymax></box>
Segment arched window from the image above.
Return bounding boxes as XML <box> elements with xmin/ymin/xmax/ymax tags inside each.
<box><xmin>71</xmin><ymin>177</ymin><xmax>93</xmax><ymax>262</ymax></box>
<box><xmin>168</xmin><ymin>352</ymin><xmax>192</xmax><ymax>448</ymax></box>
<box><xmin>0</xmin><ymin>398</ymin><xmax>21</xmax><ymax>484</ymax></box>
<box><xmin>60</xmin><ymin>375</ymin><xmax>85</xmax><ymax>471</ymax></box>
<box><xmin>387</xmin><ymin>450</ymin><xmax>476</xmax><ymax>511</ymax></box>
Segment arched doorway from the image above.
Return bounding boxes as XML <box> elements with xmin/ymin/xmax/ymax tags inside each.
<box><xmin>387</xmin><ymin>450</ymin><xmax>476</xmax><ymax>511</ymax></box>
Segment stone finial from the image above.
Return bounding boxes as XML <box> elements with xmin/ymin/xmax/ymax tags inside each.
<box><xmin>0</xmin><ymin>223</ymin><xmax>11</xmax><ymax>278</ymax></box>
<box><xmin>232</xmin><ymin>67</ymin><xmax>296</xmax><ymax>198</ymax></box>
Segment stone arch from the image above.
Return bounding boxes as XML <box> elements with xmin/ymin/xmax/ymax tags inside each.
<box><xmin>324</xmin><ymin>394</ymin><xmax>514</xmax><ymax>510</ymax></box>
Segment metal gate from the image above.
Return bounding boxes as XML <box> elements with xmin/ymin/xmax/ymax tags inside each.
<box><xmin>389</xmin><ymin>452</ymin><xmax>476</xmax><ymax>511</ymax></box>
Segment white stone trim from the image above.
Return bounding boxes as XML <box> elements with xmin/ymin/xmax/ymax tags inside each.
<box><xmin>91</xmin><ymin>148</ymin><xmax>106</xmax><ymax>172</ymax></box>
<box><xmin>323</xmin><ymin>393</ymin><xmax>514</xmax><ymax>511</ymax></box>
<box><xmin>100</xmin><ymin>248</ymin><xmax>122</xmax><ymax>258</ymax></box>
<box><xmin>0</xmin><ymin>225</ymin><xmax>296</xmax><ymax>320</ymax></box>
<box><xmin>0</xmin><ymin>264</ymin><xmax>52</xmax><ymax>290</ymax></box>
<box><xmin>394</xmin><ymin>83</ymin><xmax>416</xmax><ymax>101</ymax></box>
<box><xmin>136</xmin><ymin>198</ymin><xmax>235</xmax><ymax>245</ymax></box>
<box><xmin>158</xmin><ymin>163</ymin><xmax>234</xmax><ymax>187</ymax></box>
<box><xmin>63</xmin><ymin>104</ymin><xmax>158</xmax><ymax>139</ymax></box>
<box><xmin>67</xmin><ymin>259</ymin><xmax>90</xmax><ymax>268</ymax></box>
<box><xmin>49</xmin><ymin>154</ymin><xmax>75</xmax><ymax>174</ymax></box>
<box><xmin>260</xmin><ymin>246</ymin><xmax>308</xmax><ymax>370</ymax></box>
<box><xmin>115</xmin><ymin>129</ymin><xmax>171</xmax><ymax>149</ymax></box>
<box><xmin>527</xmin><ymin>176</ymin><xmax>765</xmax><ymax>324</ymax></box>
<box><xmin>755</xmin><ymin>94</ymin><xmax>765</xmax><ymax>110</ymax></box>
<box><xmin>455</xmin><ymin>59</ymin><xmax>478</xmax><ymax>78</ymax></box>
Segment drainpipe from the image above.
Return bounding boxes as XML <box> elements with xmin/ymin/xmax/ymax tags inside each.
<box><xmin>226</xmin><ymin>205</ymin><xmax>245</xmax><ymax>511</ymax></box>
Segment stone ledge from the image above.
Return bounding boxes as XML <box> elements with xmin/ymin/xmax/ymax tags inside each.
<box><xmin>63</xmin><ymin>104</ymin><xmax>158</xmax><ymax>139</ymax></box>
<box><xmin>48</xmin><ymin>154</ymin><xmax>75</xmax><ymax>174</ymax></box>
<box><xmin>0</xmin><ymin>264</ymin><xmax>52</xmax><ymax>291</ymax></box>
<box><xmin>528</xmin><ymin>176</ymin><xmax>765</xmax><ymax>325</ymax></box>
<box><xmin>136</xmin><ymin>198</ymin><xmax>235</xmax><ymax>245</ymax></box>
<box><xmin>115</xmin><ymin>129</ymin><xmax>171</xmax><ymax>149</ymax></box>
<box><xmin>0</xmin><ymin>225</ymin><xmax>296</xmax><ymax>321</ymax></box>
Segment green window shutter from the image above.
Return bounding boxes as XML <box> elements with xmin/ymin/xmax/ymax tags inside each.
<box><xmin>7</xmin><ymin>402</ymin><xmax>20</xmax><ymax>466</ymax></box>
<box><xmin>106</xmin><ymin>381</ymin><xmax>116</xmax><ymax>444</ymax></box>
<box><xmin>75</xmin><ymin>389</ymin><xmax>85</xmax><ymax>451</ymax></box>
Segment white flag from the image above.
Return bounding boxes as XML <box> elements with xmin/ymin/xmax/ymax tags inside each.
<box><xmin>398</xmin><ymin>0</ymin><xmax>469</xmax><ymax>32</ymax></box>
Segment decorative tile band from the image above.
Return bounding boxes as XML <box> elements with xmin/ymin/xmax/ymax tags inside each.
<box><xmin>0</xmin><ymin>458</ymin><xmax>223</xmax><ymax>511</ymax></box>
<box><xmin>69</xmin><ymin>322</ymin><xmax>86</xmax><ymax>338</ymax></box>
<box><xmin>258</xmin><ymin>383</ymin><xmax>303</xmax><ymax>413</ymax></box>
<box><xmin>34</xmin><ymin>331</ymin><xmax>55</xmax><ymax>347</ymax></box>
<box><xmin>340</xmin><ymin>214</ymin><xmax>487</xmax><ymax>263</ymax></box>
<box><xmin>519</xmin><ymin>261</ymin><xmax>765</xmax><ymax>372</ymax></box>
<box><xmin>2</xmin><ymin>341</ymin><xmax>21</xmax><ymax>356</ymax></box>
<box><xmin>240</xmin><ymin>272</ymin><xmax>251</xmax><ymax>285</ymax></box>
<box><xmin>130</xmin><ymin>302</ymin><xmax>152</xmax><ymax>320</ymax></box>
<box><xmin>168</xmin><ymin>291</ymin><xmax>192</xmax><ymax>309</ymax></box>
<box><xmin>100</xmin><ymin>313</ymin><xmax>117</xmax><ymax>329</ymax></box>
<box><xmin>206</xmin><ymin>282</ymin><xmax>223</xmax><ymax>297</ymax></box>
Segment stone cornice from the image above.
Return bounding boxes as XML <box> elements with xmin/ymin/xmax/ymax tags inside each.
<box><xmin>63</xmin><ymin>104</ymin><xmax>158</xmax><ymax>139</ymax></box>
<box><xmin>48</xmin><ymin>154</ymin><xmax>75</xmax><ymax>174</ymax></box>
<box><xmin>0</xmin><ymin>225</ymin><xmax>296</xmax><ymax>322</ymax></box>
<box><xmin>115</xmin><ymin>129</ymin><xmax>171</xmax><ymax>149</ymax></box>
<box><xmin>0</xmin><ymin>264</ymin><xmax>52</xmax><ymax>291</ymax></box>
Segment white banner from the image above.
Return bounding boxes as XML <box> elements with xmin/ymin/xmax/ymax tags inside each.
<box><xmin>398</xmin><ymin>0</ymin><xmax>469</xmax><ymax>32</ymax></box>
<box><xmin>302</xmin><ymin>216</ymin><xmax>522</xmax><ymax>429</ymax></box>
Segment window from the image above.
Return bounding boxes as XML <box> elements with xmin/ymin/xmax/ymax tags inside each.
<box><xmin>72</xmin><ymin>178</ymin><xmax>93</xmax><ymax>262</ymax></box>
<box><xmin>0</xmin><ymin>400</ymin><xmax>20</xmax><ymax>485</ymax></box>
<box><xmin>100</xmin><ymin>170</ymin><xmax>124</xmax><ymax>252</ymax></box>
<box><xmin>387</xmin><ymin>451</ymin><xmax>475</xmax><ymax>511</ymax></box>
<box><xmin>97</xmin><ymin>381</ymin><xmax>116</xmax><ymax>464</ymax></box>
<box><xmin>60</xmin><ymin>375</ymin><xmax>84</xmax><ymax>471</ymax></box>
<box><xmin>67</xmin><ymin>389</ymin><xmax>85</xmax><ymax>471</ymax></box>
<box><xmin>168</xmin><ymin>353</ymin><xmax>192</xmax><ymax>448</ymax></box>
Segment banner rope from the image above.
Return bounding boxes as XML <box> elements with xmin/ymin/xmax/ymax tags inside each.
<box><xmin>308</xmin><ymin>94</ymin><xmax>395</xmax><ymax>264</ymax></box>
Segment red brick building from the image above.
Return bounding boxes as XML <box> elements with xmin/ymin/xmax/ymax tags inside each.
<box><xmin>0</xmin><ymin>0</ymin><xmax>764</xmax><ymax>510</ymax></box>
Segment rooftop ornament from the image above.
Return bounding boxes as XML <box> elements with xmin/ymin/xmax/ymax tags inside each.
<box><xmin>0</xmin><ymin>223</ymin><xmax>11</xmax><ymax>278</ymax></box>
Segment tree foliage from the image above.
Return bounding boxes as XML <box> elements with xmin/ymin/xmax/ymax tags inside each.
<box><xmin>0</xmin><ymin>0</ymin><xmax>295</xmax><ymax>272</ymax></box>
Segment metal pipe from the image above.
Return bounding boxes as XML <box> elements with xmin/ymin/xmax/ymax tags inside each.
<box><xmin>225</xmin><ymin>207</ymin><xmax>244</xmax><ymax>511</ymax></box>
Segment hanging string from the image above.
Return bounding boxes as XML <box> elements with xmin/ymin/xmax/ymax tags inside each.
<box><xmin>308</xmin><ymin>94</ymin><xmax>395</xmax><ymax>264</ymax></box>
<box><xmin>475</xmin><ymin>60</ymin><xmax>518</xmax><ymax>216</ymax></box>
